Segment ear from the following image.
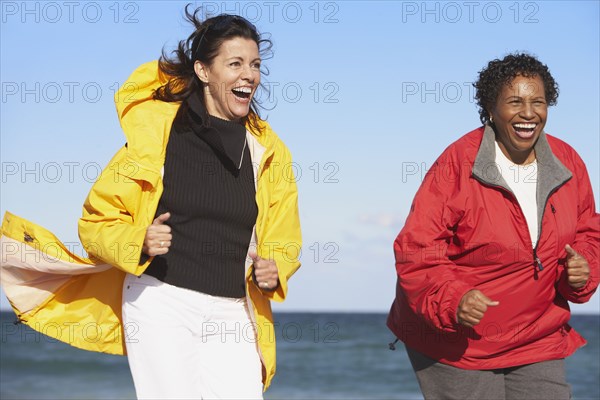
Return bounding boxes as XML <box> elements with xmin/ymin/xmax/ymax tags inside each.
<box><xmin>194</xmin><ymin>61</ymin><xmax>209</xmax><ymax>84</ymax></box>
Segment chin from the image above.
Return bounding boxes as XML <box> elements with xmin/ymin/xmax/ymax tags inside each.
<box><xmin>232</xmin><ymin>109</ymin><xmax>251</xmax><ymax>120</ymax></box>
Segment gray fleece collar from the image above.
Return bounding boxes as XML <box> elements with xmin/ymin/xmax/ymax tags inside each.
<box><xmin>472</xmin><ymin>124</ymin><xmax>572</xmax><ymax>246</ymax></box>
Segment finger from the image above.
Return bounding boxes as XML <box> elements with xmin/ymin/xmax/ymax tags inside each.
<box><xmin>568</xmin><ymin>272</ymin><xmax>588</xmax><ymax>284</ymax></box>
<box><xmin>565</xmin><ymin>244</ymin><xmax>580</xmax><ymax>259</ymax></box>
<box><xmin>255</xmin><ymin>271</ymin><xmax>277</xmax><ymax>286</ymax></box>
<box><xmin>254</xmin><ymin>268</ymin><xmax>266</xmax><ymax>280</ymax></box>
<box><xmin>566</xmin><ymin>263</ymin><xmax>586</xmax><ymax>278</ymax></box>
<box><xmin>156</xmin><ymin>225</ymin><xmax>172</xmax><ymax>233</ymax></box>
<box><xmin>255</xmin><ymin>259</ymin><xmax>276</xmax><ymax>273</ymax></box>
<box><xmin>248</xmin><ymin>250</ymin><xmax>261</xmax><ymax>263</ymax></box>
<box><xmin>157</xmin><ymin>233</ymin><xmax>172</xmax><ymax>242</ymax></box>
<box><xmin>147</xmin><ymin>230</ymin><xmax>172</xmax><ymax>241</ymax></box>
<box><xmin>566</xmin><ymin>261</ymin><xmax>585</xmax><ymax>271</ymax></box>
<box><xmin>566</xmin><ymin>257</ymin><xmax>582</xmax><ymax>267</ymax></box>
<box><xmin>482</xmin><ymin>299</ymin><xmax>500</xmax><ymax>307</ymax></box>
<box><xmin>153</xmin><ymin>212</ymin><xmax>171</xmax><ymax>225</ymax></box>
<box><xmin>147</xmin><ymin>246</ymin><xmax>169</xmax><ymax>257</ymax></box>
<box><xmin>458</xmin><ymin>290</ymin><xmax>479</xmax><ymax>311</ymax></box>
<box><xmin>259</xmin><ymin>281</ymin><xmax>271</xmax><ymax>289</ymax></box>
<box><xmin>458</xmin><ymin>315</ymin><xmax>479</xmax><ymax>328</ymax></box>
<box><xmin>157</xmin><ymin>239</ymin><xmax>172</xmax><ymax>248</ymax></box>
<box><xmin>474</xmin><ymin>292</ymin><xmax>499</xmax><ymax>307</ymax></box>
<box><xmin>254</xmin><ymin>267</ymin><xmax>271</xmax><ymax>280</ymax></box>
<box><xmin>568</xmin><ymin>276</ymin><xmax>586</xmax><ymax>288</ymax></box>
<box><xmin>568</xmin><ymin>275</ymin><xmax>584</xmax><ymax>284</ymax></box>
<box><xmin>567</xmin><ymin>268</ymin><xmax>584</xmax><ymax>277</ymax></box>
<box><xmin>466</xmin><ymin>309</ymin><xmax>485</xmax><ymax>320</ymax></box>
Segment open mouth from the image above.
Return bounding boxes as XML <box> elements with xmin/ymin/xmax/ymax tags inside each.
<box><xmin>231</xmin><ymin>87</ymin><xmax>252</xmax><ymax>100</ymax></box>
<box><xmin>513</xmin><ymin>123</ymin><xmax>537</xmax><ymax>139</ymax></box>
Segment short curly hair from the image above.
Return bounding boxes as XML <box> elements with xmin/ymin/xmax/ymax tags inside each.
<box><xmin>473</xmin><ymin>53</ymin><xmax>559</xmax><ymax>124</ymax></box>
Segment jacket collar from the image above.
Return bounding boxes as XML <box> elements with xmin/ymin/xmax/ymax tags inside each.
<box><xmin>472</xmin><ymin>124</ymin><xmax>572</xmax><ymax>191</ymax></box>
<box><xmin>472</xmin><ymin>124</ymin><xmax>572</xmax><ymax>243</ymax></box>
<box><xmin>115</xmin><ymin>61</ymin><xmax>278</xmax><ymax>187</ymax></box>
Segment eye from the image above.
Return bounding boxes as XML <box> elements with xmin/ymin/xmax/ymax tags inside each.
<box><xmin>230</xmin><ymin>61</ymin><xmax>241</xmax><ymax>67</ymax></box>
<box><xmin>252</xmin><ymin>62</ymin><xmax>261</xmax><ymax>69</ymax></box>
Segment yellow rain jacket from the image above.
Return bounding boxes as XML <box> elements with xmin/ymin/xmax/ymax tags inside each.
<box><xmin>0</xmin><ymin>61</ymin><xmax>301</xmax><ymax>390</ymax></box>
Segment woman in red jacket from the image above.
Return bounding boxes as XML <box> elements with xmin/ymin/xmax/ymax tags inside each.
<box><xmin>387</xmin><ymin>53</ymin><xmax>598</xmax><ymax>399</ymax></box>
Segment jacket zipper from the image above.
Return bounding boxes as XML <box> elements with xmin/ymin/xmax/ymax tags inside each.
<box><xmin>533</xmin><ymin>249</ymin><xmax>544</xmax><ymax>271</ymax></box>
<box><xmin>531</xmin><ymin>188</ymin><xmax>562</xmax><ymax>273</ymax></box>
<box><xmin>471</xmin><ymin>175</ymin><xmax>554</xmax><ymax>274</ymax></box>
<box><xmin>471</xmin><ymin>132</ymin><xmax>572</xmax><ymax>277</ymax></box>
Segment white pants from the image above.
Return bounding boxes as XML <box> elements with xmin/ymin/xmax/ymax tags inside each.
<box><xmin>122</xmin><ymin>273</ymin><xmax>263</xmax><ymax>400</ymax></box>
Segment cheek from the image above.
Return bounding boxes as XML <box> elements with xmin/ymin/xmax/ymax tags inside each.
<box><xmin>491</xmin><ymin>105</ymin><xmax>512</xmax><ymax>123</ymax></box>
<box><xmin>500</xmin><ymin>107</ymin><xmax>517</xmax><ymax>120</ymax></box>
<box><xmin>495</xmin><ymin>113</ymin><xmax>514</xmax><ymax>130</ymax></box>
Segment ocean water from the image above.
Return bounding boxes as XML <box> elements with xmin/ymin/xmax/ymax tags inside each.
<box><xmin>0</xmin><ymin>311</ymin><xmax>598</xmax><ymax>399</ymax></box>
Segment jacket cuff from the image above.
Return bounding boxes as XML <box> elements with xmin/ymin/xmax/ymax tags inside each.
<box><xmin>558</xmin><ymin>275</ymin><xmax>598</xmax><ymax>303</ymax></box>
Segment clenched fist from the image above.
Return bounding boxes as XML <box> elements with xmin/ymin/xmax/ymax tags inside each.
<box><xmin>565</xmin><ymin>244</ymin><xmax>590</xmax><ymax>289</ymax></box>
<box><xmin>249</xmin><ymin>250</ymin><xmax>279</xmax><ymax>291</ymax></box>
<box><xmin>143</xmin><ymin>212</ymin><xmax>172</xmax><ymax>257</ymax></box>
<box><xmin>457</xmin><ymin>289</ymin><xmax>499</xmax><ymax>328</ymax></box>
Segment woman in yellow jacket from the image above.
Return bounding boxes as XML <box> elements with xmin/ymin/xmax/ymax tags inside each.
<box><xmin>1</xmin><ymin>8</ymin><xmax>301</xmax><ymax>399</ymax></box>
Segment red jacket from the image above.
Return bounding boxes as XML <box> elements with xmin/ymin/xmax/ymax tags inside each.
<box><xmin>387</xmin><ymin>126</ymin><xmax>599</xmax><ymax>369</ymax></box>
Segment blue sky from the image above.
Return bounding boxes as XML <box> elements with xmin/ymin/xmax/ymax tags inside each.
<box><xmin>1</xmin><ymin>1</ymin><xmax>599</xmax><ymax>314</ymax></box>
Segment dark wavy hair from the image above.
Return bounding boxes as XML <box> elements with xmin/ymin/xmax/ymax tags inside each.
<box><xmin>473</xmin><ymin>53</ymin><xmax>559</xmax><ymax>125</ymax></box>
<box><xmin>153</xmin><ymin>5</ymin><xmax>272</xmax><ymax>134</ymax></box>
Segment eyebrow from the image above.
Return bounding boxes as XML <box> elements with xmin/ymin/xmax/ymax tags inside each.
<box><xmin>503</xmin><ymin>95</ymin><xmax>546</xmax><ymax>101</ymax></box>
<box><xmin>225</xmin><ymin>56</ymin><xmax>261</xmax><ymax>62</ymax></box>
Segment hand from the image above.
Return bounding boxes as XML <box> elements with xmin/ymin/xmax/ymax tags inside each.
<box><xmin>142</xmin><ymin>212</ymin><xmax>172</xmax><ymax>256</ymax></box>
<box><xmin>565</xmin><ymin>244</ymin><xmax>590</xmax><ymax>289</ymax></box>
<box><xmin>457</xmin><ymin>290</ymin><xmax>499</xmax><ymax>328</ymax></box>
<box><xmin>249</xmin><ymin>250</ymin><xmax>279</xmax><ymax>291</ymax></box>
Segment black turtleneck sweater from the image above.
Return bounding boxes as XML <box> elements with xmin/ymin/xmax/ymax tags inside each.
<box><xmin>144</xmin><ymin>93</ymin><xmax>258</xmax><ymax>298</ymax></box>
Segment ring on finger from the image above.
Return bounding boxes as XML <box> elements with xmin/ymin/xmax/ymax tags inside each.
<box><xmin>160</xmin><ymin>241</ymin><xmax>164</xmax><ymax>248</ymax></box>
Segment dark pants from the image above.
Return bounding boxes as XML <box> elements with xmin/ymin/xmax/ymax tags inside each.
<box><xmin>406</xmin><ymin>346</ymin><xmax>571</xmax><ymax>400</ymax></box>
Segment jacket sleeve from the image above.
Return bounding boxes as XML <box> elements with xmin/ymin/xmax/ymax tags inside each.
<box><xmin>395</xmin><ymin>151</ymin><xmax>473</xmax><ymax>331</ymax></box>
<box><xmin>78</xmin><ymin>147</ymin><xmax>149</xmax><ymax>275</ymax></box>
<box><xmin>557</xmin><ymin>152</ymin><xmax>599</xmax><ymax>303</ymax></box>
<box><xmin>254</xmin><ymin>144</ymin><xmax>302</xmax><ymax>302</ymax></box>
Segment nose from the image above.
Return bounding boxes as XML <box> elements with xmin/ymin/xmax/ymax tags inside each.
<box><xmin>519</xmin><ymin>102</ymin><xmax>535</xmax><ymax>119</ymax></box>
<box><xmin>241</xmin><ymin>65</ymin><xmax>255</xmax><ymax>82</ymax></box>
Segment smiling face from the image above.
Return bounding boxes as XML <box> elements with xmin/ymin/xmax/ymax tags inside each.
<box><xmin>489</xmin><ymin>75</ymin><xmax>548</xmax><ymax>164</ymax></box>
<box><xmin>194</xmin><ymin>36</ymin><xmax>261</xmax><ymax>121</ymax></box>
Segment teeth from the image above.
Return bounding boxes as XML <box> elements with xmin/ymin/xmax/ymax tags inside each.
<box><xmin>514</xmin><ymin>123</ymin><xmax>536</xmax><ymax>129</ymax></box>
<box><xmin>232</xmin><ymin>87</ymin><xmax>252</xmax><ymax>94</ymax></box>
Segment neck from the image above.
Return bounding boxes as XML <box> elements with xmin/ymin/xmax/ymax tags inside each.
<box><xmin>496</xmin><ymin>141</ymin><xmax>536</xmax><ymax>165</ymax></box>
